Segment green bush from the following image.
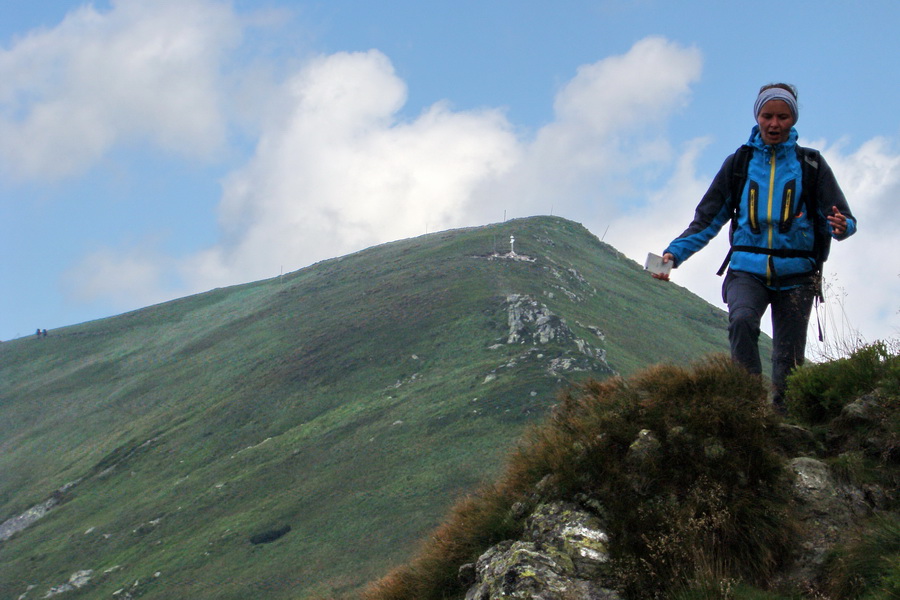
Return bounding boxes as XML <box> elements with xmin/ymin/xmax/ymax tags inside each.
<box><xmin>786</xmin><ymin>341</ymin><xmax>900</xmax><ymax>424</ymax></box>
<box><xmin>823</xmin><ymin>514</ymin><xmax>900</xmax><ymax>600</ymax></box>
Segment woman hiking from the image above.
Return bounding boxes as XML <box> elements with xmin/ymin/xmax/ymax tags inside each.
<box><xmin>657</xmin><ymin>83</ymin><xmax>857</xmax><ymax>412</ymax></box>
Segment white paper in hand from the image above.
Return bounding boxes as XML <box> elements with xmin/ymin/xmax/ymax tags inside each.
<box><xmin>644</xmin><ymin>253</ymin><xmax>672</xmax><ymax>277</ymax></box>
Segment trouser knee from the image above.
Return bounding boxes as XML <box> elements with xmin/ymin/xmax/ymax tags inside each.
<box><xmin>729</xmin><ymin>306</ymin><xmax>760</xmax><ymax>336</ymax></box>
<box><xmin>728</xmin><ymin>306</ymin><xmax>763</xmax><ymax>375</ymax></box>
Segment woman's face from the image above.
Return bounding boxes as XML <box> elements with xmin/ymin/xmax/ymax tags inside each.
<box><xmin>756</xmin><ymin>99</ymin><xmax>796</xmax><ymax>145</ymax></box>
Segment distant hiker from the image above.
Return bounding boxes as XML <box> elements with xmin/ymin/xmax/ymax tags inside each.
<box><xmin>36</xmin><ymin>328</ymin><xmax>42</xmax><ymax>338</ymax></box>
<box><xmin>655</xmin><ymin>83</ymin><xmax>857</xmax><ymax>413</ymax></box>
<box><xmin>42</xmin><ymin>329</ymin><xmax>48</xmax><ymax>337</ymax></box>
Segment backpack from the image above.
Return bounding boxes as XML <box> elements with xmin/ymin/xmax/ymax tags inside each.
<box><xmin>716</xmin><ymin>144</ymin><xmax>829</xmax><ymax>277</ymax></box>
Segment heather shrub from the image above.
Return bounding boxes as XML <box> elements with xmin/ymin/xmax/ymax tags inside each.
<box><xmin>513</xmin><ymin>356</ymin><xmax>793</xmax><ymax>598</ymax></box>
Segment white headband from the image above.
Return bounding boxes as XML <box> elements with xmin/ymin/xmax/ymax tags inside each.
<box><xmin>754</xmin><ymin>88</ymin><xmax>798</xmax><ymax>123</ymax></box>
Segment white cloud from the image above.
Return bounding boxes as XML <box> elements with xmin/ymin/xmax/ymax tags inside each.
<box><xmin>553</xmin><ymin>36</ymin><xmax>701</xmax><ymax>135</ymax></box>
<box><xmin>63</xmin><ymin>243</ymin><xmax>172</xmax><ymax>308</ymax></box>
<box><xmin>471</xmin><ymin>36</ymin><xmax>703</xmax><ymax>221</ymax></box>
<box><xmin>811</xmin><ymin>137</ymin><xmax>900</xmax><ymax>347</ymax></box>
<box><xmin>0</xmin><ymin>0</ymin><xmax>241</xmax><ymax>180</ymax></box>
<box><xmin>179</xmin><ymin>49</ymin><xmax>520</xmax><ymax>292</ymax></box>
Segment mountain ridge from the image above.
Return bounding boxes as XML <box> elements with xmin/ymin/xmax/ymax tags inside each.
<box><xmin>0</xmin><ymin>216</ymin><xmax>758</xmax><ymax>599</ymax></box>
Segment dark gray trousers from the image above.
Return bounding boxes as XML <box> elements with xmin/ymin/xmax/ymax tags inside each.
<box><xmin>722</xmin><ymin>270</ymin><xmax>817</xmax><ymax>404</ymax></box>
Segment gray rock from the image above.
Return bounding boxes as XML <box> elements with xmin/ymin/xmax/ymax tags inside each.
<box><xmin>0</xmin><ymin>480</ymin><xmax>80</xmax><ymax>543</ymax></box>
<box><xmin>525</xmin><ymin>502</ymin><xmax>611</xmax><ymax>579</ymax></box>
<box><xmin>44</xmin><ymin>570</ymin><xmax>93</xmax><ymax>597</ymax></box>
<box><xmin>464</xmin><ymin>540</ymin><xmax>618</xmax><ymax>600</ymax></box>
<box><xmin>464</xmin><ymin>502</ymin><xmax>621</xmax><ymax>600</ymax></box>
<box><xmin>781</xmin><ymin>456</ymin><xmax>878</xmax><ymax>588</ymax></box>
<box><xmin>840</xmin><ymin>393</ymin><xmax>881</xmax><ymax>422</ymax></box>
<box><xmin>502</xmin><ymin>294</ymin><xmax>613</xmax><ymax>377</ymax></box>
<box><xmin>461</xmin><ymin>372</ymin><xmax>898</xmax><ymax>600</ymax></box>
<box><xmin>459</xmin><ymin>562</ymin><xmax>477</xmax><ymax>588</ymax></box>
<box><xmin>506</xmin><ymin>295</ymin><xmax>571</xmax><ymax>346</ymax></box>
<box><xmin>626</xmin><ymin>429</ymin><xmax>661</xmax><ymax>465</ymax></box>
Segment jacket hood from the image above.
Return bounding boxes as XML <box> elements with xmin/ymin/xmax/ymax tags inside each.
<box><xmin>748</xmin><ymin>125</ymin><xmax>799</xmax><ymax>155</ymax></box>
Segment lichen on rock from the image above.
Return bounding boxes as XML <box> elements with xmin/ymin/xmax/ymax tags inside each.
<box><xmin>463</xmin><ymin>502</ymin><xmax>621</xmax><ymax>600</ymax></box>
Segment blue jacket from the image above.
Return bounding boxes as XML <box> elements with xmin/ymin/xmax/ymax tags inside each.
<box><xmin>665</xmin><ymin>125</ymin><xmax>857</xmax><ymax>287</ymax></box>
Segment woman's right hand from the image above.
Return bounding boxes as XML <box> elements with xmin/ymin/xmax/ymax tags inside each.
<box><xmin>652</xmin><ymin>253</ymin><xmax>675</xmax><ymax>281</ymax></box>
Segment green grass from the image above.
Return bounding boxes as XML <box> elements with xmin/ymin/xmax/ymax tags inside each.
<box><xmin>786</xmin><ymin>341</ymin><xmax>900</xmax><ymax>424</ymax></box>
<box><xmin>822</xmin><ymin>514</ymin><xmax>900</xmax><ymax>600</ymax></box>
<box><xmin>0</xmin><ymin>216</ymin><xmax>746</xmax><ymax>599</ymax></box>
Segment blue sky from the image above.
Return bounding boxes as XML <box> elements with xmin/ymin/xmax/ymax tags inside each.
<box><xmin>2</xmin><ymin>0</ymin><xmax>898</xmax><ymax>353</ymax></box>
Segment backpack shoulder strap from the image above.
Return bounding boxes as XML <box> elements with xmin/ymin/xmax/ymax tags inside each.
<box><xmin>729</xmin><ymin>145</ymin><xmax>753</xmax><ymax>213</ymax></box>
<box><xmin>716</xmin><ymin>145</ymin><xmax>753</xmax><ymax>276</ymax></box>
<box><xmin>797</xmin><ymin>146</ymin><xmax>820</xmax><ymax>213</ymax></box>
<box><xmin>797</xmin><ymin>146</ymin><xmax>828</xmax><ymax>315</ymax></box>
<box><xmin>797</xmin><ymin>146</ymin><xmax>830</xmax><ymax>267</ymax></box>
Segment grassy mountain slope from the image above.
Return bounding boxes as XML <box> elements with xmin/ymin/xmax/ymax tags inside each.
<box><xmin>0</xmin><ymin>216</ymin><xmax>757</xmax><ymax>599</ymax></box>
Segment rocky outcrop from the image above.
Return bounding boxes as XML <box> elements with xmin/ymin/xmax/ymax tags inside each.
<box><xmin>502</xmin><ymin>294</ymin><xmax>613</xmax><ymax>377</ymax></box>
<box><xmin>461</xmin><ymin>502</ymin><xmax>621</xmax><ymax>600</ymax></box>
<box><xmin>0</xmin><ymin>498</ymin><xmax>59</xmax><ymax>544</ymax></box>
<box><xmin>506</xmin><ymin>294</ymin><xmax>568</xmax><ymax>346</ymax></box>
<box><xmin>43</xmin><ymin>570</ymin><xmax>93</xmax><ymax>597</ymax></box>
<box><xmin>0</xmin><ymin>480</ymin><xmax>79</xmax><ymax>543</ymax></box>
<box><xmin>460</xmin><ymin>392</ymin><xmax>896</xmax><ymax>600</ymax></box>
<box><xmin>783</xmin><ymin>457</ymin><xmax>866</xmax><ymax>588</ymax></box>
<box><xmin>778</xmin><ymin>393</ymin><xmax>896</xmax><ymax>590</ymax></box>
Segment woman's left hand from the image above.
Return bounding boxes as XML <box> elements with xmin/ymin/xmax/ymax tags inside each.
<box><xmin>827</xmin><ymin>206</ymin><xmax>848</xmax><ymax>236</ymax></box>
